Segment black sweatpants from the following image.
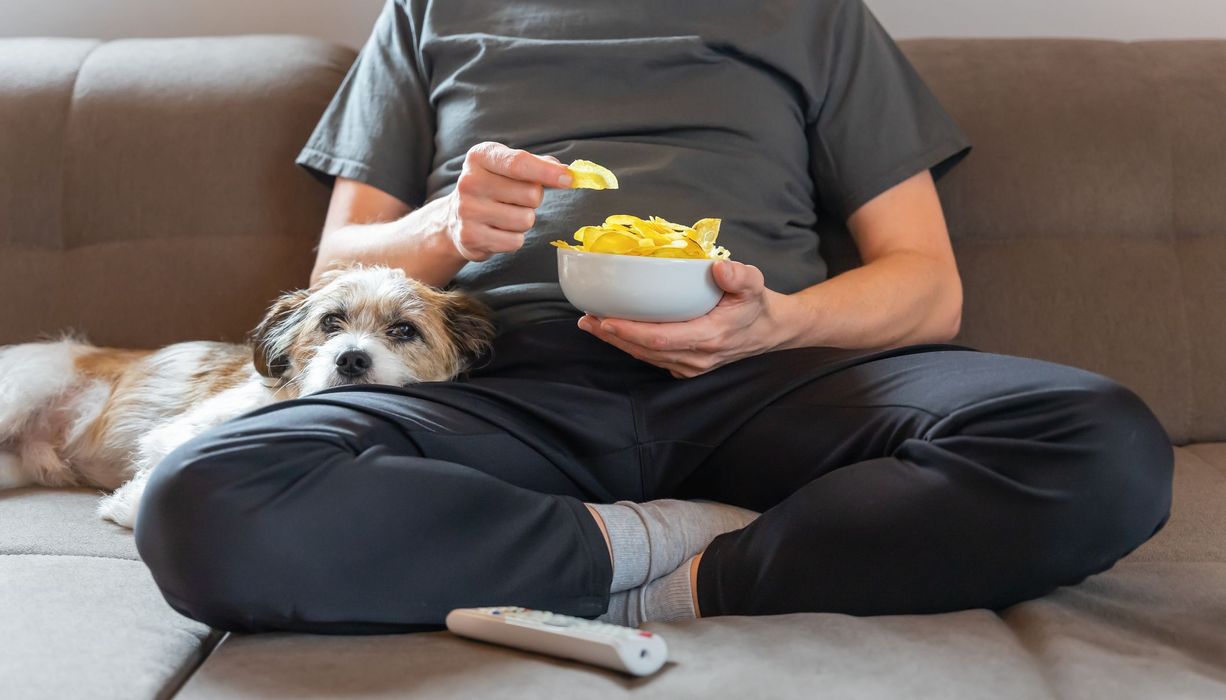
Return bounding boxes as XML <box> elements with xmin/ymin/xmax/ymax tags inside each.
<box><xmin>136</xmin><ymin>320</ymin><xmax>1173</xmax><ymax>633</ymax></box>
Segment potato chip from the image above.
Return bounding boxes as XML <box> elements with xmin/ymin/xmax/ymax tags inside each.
<box><xmin>566</xmin><ymin>159</ymin><xmax>619</xmax><ymax>190</ymax></box>
<box><xmin>551</xmin><ymin>215</ymin><xmax>731</xmax><ymax>260</ymax></box>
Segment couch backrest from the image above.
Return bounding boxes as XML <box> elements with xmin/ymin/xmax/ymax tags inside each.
<box><xmin>1</xmin><ymin>37</ymin><xmax>1222</xmax><ymax>444</ymax></box>
<box><xmin>823</xmin><ymin>39</ymin><xmax>1226</xmax><ymax>445</ymax></box>
<box><xmin>0</xmin><ymin>36</ymin><xmax>355</xmax><ymax>349</ymax></box>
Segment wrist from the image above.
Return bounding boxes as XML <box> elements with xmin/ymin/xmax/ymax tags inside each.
<box><xmin>763</xmin><ymin>290</ymin><xmax>816</xmax><ymax>352</ymax></box>
<box><xmin>414</xmin><ymin>196</ymin><xmax>469</xmax><ymax>272</ymax></box>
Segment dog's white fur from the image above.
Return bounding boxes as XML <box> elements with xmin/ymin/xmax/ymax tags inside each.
<box><xmin>0</xmin><ymin>266</ymin><xmax>492</xmax><ymax>528</ymax></box>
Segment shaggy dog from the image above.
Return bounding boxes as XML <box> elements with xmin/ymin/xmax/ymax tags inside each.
<box><xmin>0</xmin><ymin>266</ymin><xmax>493</xmax><ymax>527</ymax></box>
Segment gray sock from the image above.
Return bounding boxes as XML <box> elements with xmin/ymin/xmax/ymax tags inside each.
<box><xmin>588</xmin><ymin>499</ymin><xmax>758</xmax><ymax>593</ymax></box>
<box><xmin>599</xmin><ymin>556</ymin><xmax>698</xmax><ymax>628</ymax></box>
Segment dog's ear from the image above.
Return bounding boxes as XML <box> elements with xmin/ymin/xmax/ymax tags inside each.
<box><xmin>250</xmin><ymin>289</ymin><xmax>309</xmax><ymax>379</ymax></box>
<box><xmin>443</xmin><ymin>292</ymin><xmax>495</xmax><ymax>369</ymax></box>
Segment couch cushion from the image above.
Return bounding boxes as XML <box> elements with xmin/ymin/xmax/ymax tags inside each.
<box><xmin>0</xmin><ymin>36</ymin><xmax>356</xmax><ymax>350</ymax></box>
<box><xmin>820</xmin><ymin>40</ymin><xmax>1226</xmax><ymax>444</ymax></box>
<box><xmin>0</xmin><ymin>556</ymin><xmax>221</xmax><ymax>700</ymax></box>
<box><xmin>925</xmin><ymin>40</ymin><xmax>1226</xmax><ymax>445</ymax></box>
<box><xmin>0</xmin><ymin>487</ymin><xmax>138</xmax><ymax>560</ymax></box>
<box><xmin>1128</xmin><ymin>446</ymin><xmax>1226</xmax><ymax>564</ymax></box>
<box><xmin>178</xmin><ymin>445</ymin><xmax>1226</xmax><ymax>699</ymax></box>
<box><xmin>0</xmin><ymin>488</ymin><xmax>219</xmax><ymax>700</ymax></box>
<box><xmin>0</xmin><ymin>39</ymin><xmax>99</xmax><ymax>250</ymax></box>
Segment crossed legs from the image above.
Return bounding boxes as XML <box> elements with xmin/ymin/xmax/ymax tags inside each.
<box><xmin>136</xmin><ymin>348</ymin><xmax>1172</xmax><ymax>631</ymax></box>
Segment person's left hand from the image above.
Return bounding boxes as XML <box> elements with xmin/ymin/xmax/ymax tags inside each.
<box><xmin>577</xmin><ymin>260</ymin><xmax>794</xmax><ymax>378</ymax></box>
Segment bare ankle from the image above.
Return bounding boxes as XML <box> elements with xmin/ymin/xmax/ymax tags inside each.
<box><xmin>585</xmin><ymin>504</ymin><xmax>613</xmax><ymax>565</ymax></box>
<box><xmin>690</xmin><ymin>551</ymin><xmax>704</xmax><ymax>617</ymax></box>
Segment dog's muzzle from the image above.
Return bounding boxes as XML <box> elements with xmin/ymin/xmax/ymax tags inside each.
<box><xmin>335</xmin><ymin>348</ymin><xmax>372</xmax><ymax>378</ymax></box>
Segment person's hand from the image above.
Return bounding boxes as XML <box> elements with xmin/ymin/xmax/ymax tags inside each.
<box><xmin>446</xmin><ymin>142</ymin><xmax>573</xmax><ymax>262</ymax></box>
<box><xmin>578</xmin><ymin>260</ymin><xmax>796</xmax><ymax>378</ymax></box>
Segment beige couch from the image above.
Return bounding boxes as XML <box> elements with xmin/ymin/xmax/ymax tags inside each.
<box><xmin>1</xmin><ymin>35</ymin><xmax>1223</xmax><ymax>699</ymax></box>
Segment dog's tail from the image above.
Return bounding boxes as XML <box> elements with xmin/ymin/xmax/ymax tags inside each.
<box><xmin>0</xmin><ymin>340</ymin><xmax>90</xmax><ymax>443</ymax></box>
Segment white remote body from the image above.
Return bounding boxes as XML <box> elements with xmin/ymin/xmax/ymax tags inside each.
<box><xmin>445</xmin><ymin>606</ymin><xmax>668</xmax><ymax>676</ymax></box>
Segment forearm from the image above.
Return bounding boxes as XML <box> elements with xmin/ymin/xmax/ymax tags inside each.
<box><xmin>311</xmin><ymin>196</ymin><xmax>467</xmax><ymax>288</ymax></box>
<box><xmin>771</xmin><ymin>251</ymin><xmax>963</xmax><ymax>351</ymax></box>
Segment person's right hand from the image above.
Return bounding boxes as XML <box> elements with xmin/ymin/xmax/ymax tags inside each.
<box><xmin>445</xmin><ymin>142</ymin><xmax>573</xmax><ymax>262</ymax></box>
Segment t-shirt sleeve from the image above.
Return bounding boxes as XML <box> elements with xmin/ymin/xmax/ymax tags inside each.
<box><xmin>296</xmin><ymin>0</ymin><xmax>434</xmax><ymax>207</ymax></box>
<box><xmin>807</xmin><ymin>0</ymin><xmax>971</xmax><ymax>220</ymax></box>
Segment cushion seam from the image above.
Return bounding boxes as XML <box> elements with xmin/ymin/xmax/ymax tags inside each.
<box><xmin>1178</xmin><ymin>446</ymin><xmax>1226</xmax><ymax>479</ymax></box>
<box><xmin>154</xmin><ymin>629</ymin><xmax>228</xmax><ymax>700</ymax></box>
<box><xmin>1138</xmin><ymin>41</ymin><xmax>1198</xmax><ymax>446</ymax></box>
<box><xmin>58</xmin><ymin>39</ymin><xmax>104</xmax><ymax>254</ymax></box>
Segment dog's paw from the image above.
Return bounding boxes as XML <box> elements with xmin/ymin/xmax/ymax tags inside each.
<box><xmin>0</xmin><ymin>451</ymin><xmax>32</xmax><ymax>490</ymax></box>
<box><xmin>97</xmin><ymin>472</ymin><xmax>149</xmax><ymax>529</ymax></box>
<box><xmin>97</xmin><ymin>491</ymin><xmax>137</xmax><ymax>529</ymax></box>
<box><xmin>137</xmin><ymin>424</ymin><xmax>186</xmax><ymax>469</ymax></box>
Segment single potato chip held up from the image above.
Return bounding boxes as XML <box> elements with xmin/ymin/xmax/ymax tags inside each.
<box><xmin>552</xmin><ymin>215</ymin><xmax>731</xmax><ymax>260</ymax></box>
<box><xmin>566</xmin><ymin>159</ymin><xmax>619</xmax><ymax>190</ymax></box>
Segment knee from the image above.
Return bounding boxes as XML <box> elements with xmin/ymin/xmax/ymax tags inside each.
<box><xmin>1053</xmin><ymin>374</ymin><xmax>1173</xmax><ymax>560</ymax></box>
<box><xmin>1071</xmin><ymin>375</ymin><xmax>1172</xmax><ymax>490</ymax></box>
<box><xmin>137</xmin><ymin>420</ymin><xmax>269</xmax><ymax>540</ymax></box>
<box><xmin>134</xmin><ymin>422</ymin><xmax>323</xmax><ymax>630</ymax></box>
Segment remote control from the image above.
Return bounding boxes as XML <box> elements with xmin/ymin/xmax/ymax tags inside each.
<box><xmin>445</xmin><ymin>606</ymin><xmax>668</xmax><ymax>676</ymax></box>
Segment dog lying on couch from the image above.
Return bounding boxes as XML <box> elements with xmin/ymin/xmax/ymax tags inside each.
<box><xmin>0</xmin><ymin>266</ymin><xmax>493</xmax><ymax>527</ymax></box>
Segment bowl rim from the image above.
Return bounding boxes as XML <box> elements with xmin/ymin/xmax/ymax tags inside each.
<box><xmin>555</xmin><ymin>246</ymin><xmax>717</xmax><ymax>265</ymax></box>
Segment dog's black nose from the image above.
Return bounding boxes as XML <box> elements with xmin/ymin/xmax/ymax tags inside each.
<box><xmin>335</xmin><ymin>349</ymin><xmax>372</xmax><ymax>378</ymax></box>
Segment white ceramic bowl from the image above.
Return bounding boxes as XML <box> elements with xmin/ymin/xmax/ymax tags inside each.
<box><xmin>556</xmin><ymin>247</ymin><xmax>723</xmax><ymax>322</ymax></box>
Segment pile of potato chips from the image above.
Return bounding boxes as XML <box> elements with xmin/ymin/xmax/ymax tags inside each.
<box><xmin>552</xmin><ymin>215</ymin><xmax>731</xmax><ymax>259</ymax></box>
<box><xmin>555</xmin><ymin>159</ymin><xmax>730</xmax><ymax>259</ymax></box>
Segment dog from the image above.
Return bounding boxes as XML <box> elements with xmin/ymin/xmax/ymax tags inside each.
<box><xmin>0</xmin><ymin>266</ymin><xmax>493</xmax><ymax>528</ymax></box>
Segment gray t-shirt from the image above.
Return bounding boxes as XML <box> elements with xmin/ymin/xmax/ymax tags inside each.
<box><xmin>298</xmin><ymin>0</ymin><xmax>970</xmax><ymax>331</ymax></box>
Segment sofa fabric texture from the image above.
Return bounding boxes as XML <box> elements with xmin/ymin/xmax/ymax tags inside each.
<box><xmin>0</xmin><ymin>36</ymin><xmax>351</xmax><ymax>350</ymax></box>
<box><xmin>822</xmin><ymin>39</ymin><xmax>1226</xmax><ymax>446</ymax></box>
<box><xmin>0</xmin><ymin>490</ymin><xmax>221</xmax><ymax>699</ymax></box>
<box><xmin>0</xmin><ymin>34</ymin><xmax>1223</xmax><ymax>699</ymax></box>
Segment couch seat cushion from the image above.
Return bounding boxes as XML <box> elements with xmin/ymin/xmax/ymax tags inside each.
<box><xmin>0</xmin><ymin>488</ymin><xmax>139</xmax><ymax>560</ymax></box>
<box><xmin>0</xmin><ymin>488</ymin><xmax>219</xmax><ymax>700</ymax></box>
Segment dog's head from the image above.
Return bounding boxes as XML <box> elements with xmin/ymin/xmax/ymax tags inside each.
<box><xmin>250</xmin><ymin>266</ymin><xmax>494</xmax><ymax>395</ymax></box>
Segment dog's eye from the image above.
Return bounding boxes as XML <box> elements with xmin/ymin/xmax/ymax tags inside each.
<box><xmin>387</xmin><ymin>322</ymin><xmax>419</xmax><ymax>342</ymax></box>
<box><xmin>320</xmin><ymin>313</ymin><xmax>344</xmax><ymax>334</ymax></box>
